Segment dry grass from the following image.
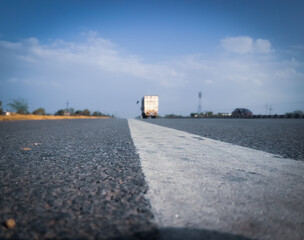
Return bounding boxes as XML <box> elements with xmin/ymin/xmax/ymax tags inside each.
<box><xmin>0</xmin><ymin>114</ymin><xmax>110</xmax><ymax>121</ymax></box>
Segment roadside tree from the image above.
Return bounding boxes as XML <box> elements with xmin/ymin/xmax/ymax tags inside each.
<box><xmin>55</xmin><ymin>109</ymin><xmax>65</xmax><ymax>116</ymax></box>
<box><xmin>75</xmin><ymin>110</ymin><xmax>83</xmax><ymax>115</ymax></box>
<box><xmin>293</xmin><ymin>110</ymin><xmax>303</xmax><ymax>118</ymax></box>
<box><xmin>33</xmin><ymin>108</ymin><xmax>46</xmax><ymax>115</ymax></box>
<box><xmin>69</xmin><ymin>108</ymin><xmax>75</xmax><ymax>115</ymax></box>
<box><xmin>0</xmin><ymin>101</ymin><xmax>3</xmax><ymax>115</ymax></box>
<box><xmin>8</xmin><ymin>98</ymin><xmax>29</xmax><ymax>114</ymax></box>
<box><xmin>205</xmin><ymin>111</ymin><xmax>213</xmax><ymax>117</ymax></box>
<box><xmin>93</xmin><ymin>111</ymin><xmax>106</xmax><ymax>116</ymax></box>
<box><xmin>82</xmin><ymin>109</ymin><xmax>90</xmax><ymax>116</ymax></box>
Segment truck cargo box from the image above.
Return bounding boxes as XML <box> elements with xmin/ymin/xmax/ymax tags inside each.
<box><xmin>141</xmin><ymin>96</ymin><xmax>159</xmax><ymax>118</ymax></box>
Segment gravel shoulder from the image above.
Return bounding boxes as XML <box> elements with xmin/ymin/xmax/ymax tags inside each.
<box><xmin>0</xmin><ymin>119</ymin><xmax>157</xmax><ymax>239</ymax></box>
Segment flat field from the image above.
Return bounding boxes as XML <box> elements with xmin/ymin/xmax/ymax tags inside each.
<box><xmin>0</xmin><ymin>114</ymin><xmax>109</xmax><ymax>121</ymax></box>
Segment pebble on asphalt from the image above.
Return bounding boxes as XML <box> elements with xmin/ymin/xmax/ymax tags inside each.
<box><xmin>20</xmin><ymin>148</ymin><xmax>31</xmax><ymax>151</ymax></box>
<box><xmin>5</xmin><ymin>219</ymin><xmax>16</xmax><ymax>229</ymax></box>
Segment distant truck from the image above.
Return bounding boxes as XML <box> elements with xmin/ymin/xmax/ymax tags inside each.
<box><xmin>141</xmin><ymin>95</ymin><xmax>159</xmax><ymax>118</ymax></box>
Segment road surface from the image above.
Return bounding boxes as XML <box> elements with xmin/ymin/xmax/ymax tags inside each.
<box><xmin>143</xmin><ymin>118</ymin><xmax>304</xmax><ymax>161</ymax></box>
<box><xmin>129</xmin><ymin>119</ymin><xmax>304</xmax><ymax>240</ymax></box>
<box><xmin>0</xmin><ymin>119</ymin><xmax>156</xmax><ymax>239</ymax></box>
<box><xmin>0</xmin><ymin>118</ymin><xmax>303</xmax><ymax>239</ymax></box>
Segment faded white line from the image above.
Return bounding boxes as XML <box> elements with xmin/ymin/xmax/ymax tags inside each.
<box><xmin>128</xmin><ymin>119</ymin><xmax>304</xmax><ymax>240</ymax></box>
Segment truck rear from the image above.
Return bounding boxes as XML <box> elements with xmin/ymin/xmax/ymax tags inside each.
<box><xmin>141</xmin><ymin>96</ymin><xmax>159</xmax><ymax>118</ymax></box>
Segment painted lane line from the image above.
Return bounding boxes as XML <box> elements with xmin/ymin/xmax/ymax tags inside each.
<box><xmin>128</xmin><ymin>119</ymin><xmax>304</xmax><ymax>240</ymax></box>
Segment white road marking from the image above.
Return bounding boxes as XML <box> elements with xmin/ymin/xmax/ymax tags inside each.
<box><xmin>128</xmin><ymin>119</ymin><xmax>304</xmax><ymax>240</ymax></box>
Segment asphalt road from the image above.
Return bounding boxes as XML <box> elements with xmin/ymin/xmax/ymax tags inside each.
<box><xmin>0</xmin><ymin>119</ymin><xmax>157</xmax><ymax>239</ymax></box>
<box><xmin>129</xmin><ymin>119</ymin><xmax>304</xmax><ymax>240</ymax></box>
<box><xmin>143</xmin><ymin>118</ymin><xmax>304</xmax><ymax>161</ymax></box>
<box><xmin>1</xmin><ymin>118</ymin><xmax>303</xmax><ymax>240</ymax></box>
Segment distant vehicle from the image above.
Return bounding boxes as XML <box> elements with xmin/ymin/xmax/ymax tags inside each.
<box><xmin>141</xmin><ymin>96</ymin><xmax>159</xmax><ymax>118</ymax></box>
<box><xmin>232</xmin><ymin>108</ymin><xmax>253</xmax><ymax>117</ymax></box>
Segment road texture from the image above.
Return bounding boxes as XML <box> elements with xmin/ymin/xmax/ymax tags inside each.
<box><xmin>143</xmin><ymin>118</ymin><xmax>304</xmax><ymax>161</ymax></box>
<box><xmin>129</xmin><ymin>119</ymin><xmax>304</xmax><ymax>240</ymax></box>
<box><xmin>1</xmin><ymin>118</ymin><xmax>304</xmax><ymax>240</ymax></box>
<box><xmin>0</xmin><ymin>119</ymin><xmax>157</xmax><ymax>239</ymax></box>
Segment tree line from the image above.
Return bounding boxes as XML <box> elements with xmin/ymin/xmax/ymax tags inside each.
<box><xmin>0</xmin><ymin>98</ymin><xmax>112</xmax><ymax>117</ymax></box>
<box><xmin>55</xmin><ymin>108</ymin><xmax>110</xmax><ymax>117</ymax></box>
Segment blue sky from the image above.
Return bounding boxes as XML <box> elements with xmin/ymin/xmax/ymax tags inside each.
<box><xmin>0</xmin><ymin>0</ymin><xmax>303</xmax><ymax>117</ymax></box>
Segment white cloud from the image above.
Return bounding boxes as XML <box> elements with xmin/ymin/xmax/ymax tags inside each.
<box><xmin>221</xmin><ymin>36</ymin><xmax>253</xmax><ymax>54</ymax></box>
<box><xmin>255</xmin><ymin>39</ymin><xmax>272</xmax><ymax>53</ymax></box>
<box><xmin>0</xmin><ymin>35</ymin><xmax>184</xmax><ymax>87</ymax></box>
<box><xmin>221</xmin><ymin>36</ymin><xmax>272</xmax><ymax>54</ymax></box>
<box><xmin>204</xmin><ymin>79</ymin><xmax>213</xmax><ymax>84</ymax></box>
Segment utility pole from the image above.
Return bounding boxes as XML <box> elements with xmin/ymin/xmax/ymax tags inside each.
<box><xmin>198</xmin><ymin>91</ymin><xmax>202</xmax><ymax>117</ymax></box>
<box><xmin>66</xmin><ymin>101</ymin><xmax>69</xmax><ymax>114</ymax></box>
<box><xmin>265</xmin><ymin>103</ymin><xmax>269</xmax><ymax>115</ymax></box>
<box><xmin>269</xmin><ymin>105</ymin><xmax>273</xmax><ymax>115</ymax></box>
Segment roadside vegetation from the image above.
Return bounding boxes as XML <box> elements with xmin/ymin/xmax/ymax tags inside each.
<box><xmin>0</xmin><ymin>98</ymin><xmax>112</xmax><ymax>121</ymax></box>
<box><xmin>0</xmin><ymin>101</ymin><xmax>3</xmax><ymax>115</ymax></box>
<box><xmin>188</xmin><ymin>110</ymin><xmax>304</xmax><ymax>119</ymax></box>
<box><xmin>0</xmin><ymin>114</ymin><xmax>110</xmax><ymax>121</ymax></box>
<box><xmin>161</xmin><ymin>110</ymin><xmax>304</xmax><ymax>119</ymax></box>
